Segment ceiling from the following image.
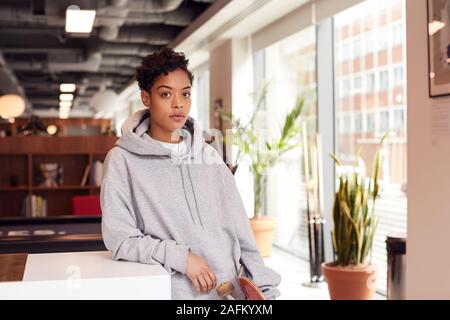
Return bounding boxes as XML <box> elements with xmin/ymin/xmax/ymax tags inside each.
<box><xmin>0</xmin><ymin>0</ymin><xmax>215</xmax><ymax>118</ymax></box>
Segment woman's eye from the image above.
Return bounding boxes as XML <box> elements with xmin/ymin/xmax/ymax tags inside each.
<box><xmin>161</xmin><ymin>92</ymin><xmax>171</xmax><ymax>98</ymax></box>
<box><xmin>183</xmin><ymin>92</ymin><xmax>191</xmax><ymax>98</ymax></box>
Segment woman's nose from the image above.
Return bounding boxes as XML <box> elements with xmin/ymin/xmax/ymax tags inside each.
<box><xmin>172</xmin><ymin>94</ymin><xmax>183</xmax><ymax>108</ymax></box>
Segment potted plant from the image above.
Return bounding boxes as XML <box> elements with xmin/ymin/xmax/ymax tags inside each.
<box><xmin>220</xmin><ymin>82</ymin><xmax>304</xmax><ymax>257</ymax></box>
<box><xmin>322</xmin><ymin>134</ymin><xmax>387</xmax><ymax>300</ymax></box>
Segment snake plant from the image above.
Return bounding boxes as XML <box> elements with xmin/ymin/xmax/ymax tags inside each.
<box><xmin>330</xmin><ymin>133</ymin><xmax>387</xmax><ymax>266</ymax></box>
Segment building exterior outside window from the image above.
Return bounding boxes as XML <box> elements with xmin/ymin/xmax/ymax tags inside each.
<box><xmin>254</xmin><ymin>26</ymin><xmax>317</xmax><ymax>259</ymax></box>
<box><xmin>334</xmin><ymin>0</ymin><xmax>407</xmax><ymax>293</ymax></box>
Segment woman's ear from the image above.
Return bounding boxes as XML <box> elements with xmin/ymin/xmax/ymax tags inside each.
<box><xmin>140</xmin><ymin>90</ymin><xmax>151</xmax><ymax>108</ymax></box>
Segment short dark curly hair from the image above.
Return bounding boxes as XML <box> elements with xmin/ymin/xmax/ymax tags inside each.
<box><xmin>135</xmin><ymin>46</ymin><xmax>194</xmax><ymax>92</ymax></box>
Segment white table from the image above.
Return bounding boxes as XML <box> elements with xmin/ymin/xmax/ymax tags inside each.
<box><xmin>0</xmin><ymin>251</ymin><xmax>171</xmax><ymax>300</ymax></box>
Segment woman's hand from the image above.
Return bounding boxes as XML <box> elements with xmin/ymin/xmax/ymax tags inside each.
<box><xmin>186</xmin><ymin>251</ymin><xmax>217</xmax><ymax>294</ymax></box>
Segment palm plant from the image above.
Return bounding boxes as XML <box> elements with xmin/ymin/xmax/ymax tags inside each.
<box><xmin>330</xmin><ymin>133</ymin><xmax>387</xmax><ymax>266</ymax></box>
<box><xmin>220</xmin><ymin>81</ymin><xmax>304</xmax><ymax>218</ymax></box>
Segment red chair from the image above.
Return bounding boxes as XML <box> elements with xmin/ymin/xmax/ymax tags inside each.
<box><xmin>72</xmin><ymin>195</ymin><xmax>102</xmax><ymax>216</ymax></box>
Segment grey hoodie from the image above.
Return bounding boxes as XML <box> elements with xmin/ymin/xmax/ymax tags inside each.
<box><xmin>100</xmin><ymin>108</ymin><xmax>281</xmax><ymax>300</ymax></box>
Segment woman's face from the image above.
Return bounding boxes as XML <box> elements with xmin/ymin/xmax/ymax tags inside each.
<box><xmin>141</xmin><ymin>68</ymin><xmax>192</xmax><ymax>133</ymax></box>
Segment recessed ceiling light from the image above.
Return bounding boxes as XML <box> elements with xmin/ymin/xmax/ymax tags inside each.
<box><xmin>59</xmin><ymin>107</ymin><xmax>71</xmax><ymax>114</ymax></box>
<box><xmin>59</xmin><ymin>112</ymin><xmax>70</xmax><ymax>119</ymax></box>
<box><xmin>60</xmin><ymin>83</ymin><xmax>76</xmax><ymax>92</ymax></box>
<box><xmin>59</xmin><ymin>93</ymin><xmax>74</xmax><ymax>102</ymax></box>
<box><xmin>65</xmin><ymin>5</ymin><xmax>96</xmax><ymax>33</ymax></box>
<box><xmin>59</xmin><ymin>101</ymin><xmax>72</xmax><ymax>108</ymax></box>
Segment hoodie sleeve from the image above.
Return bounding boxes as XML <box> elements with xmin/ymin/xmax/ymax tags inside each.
<box><xmin>220</xmin><ymin>165</ymin><xmax>282</xmax><ymax>300</ymax></box>
<box><xmin>100</xmin><ymin>152</ymin><xmax>190</xmax><ymax>275</ymax></box>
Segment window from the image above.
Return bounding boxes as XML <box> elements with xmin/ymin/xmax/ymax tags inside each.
<box><xmin>340</xmin><ymin>114</ymin><xmax>350</xmax><ymax>134</ymax></box>
<box><xmin>366</xmin><ymin>72</ymin><xmax>376</xmax><ymax>92</ymax></box>
<box><xmin>337</xmin><ymin>115</ymin><xmax>344</xmax><ymax>134</ymax></box>
<box><xmin>334</xmin><ymin>0</ymin><xmax>407</xmax><ymax>294</ymax></box>
<box><xmin>254</xmin><ymin>26</ymin><xmax>317</xmax><ymax>259</ymax></box>
<box><xmin>191</xmin><ymin>65</ymin><xmax>210</xmax><ymax>130</ymax></box>
<box><xmin>253</xmin><ymin>49</ymin><xmax>265</xmax><ymax>89</ymax></box>
<box><xmin>379</xmin><ymin>70</ymin><xmax>389</xmax><ymax>91</ymax></box>
<box><xmin>354</xmin><ymin>75</ymin><xmax>362</xmax><ymax>93</ymax></box>
<box><xmin>367</xmin><ymin>112</ymin><xmax>376</xmax><ymax>132</ymax></box>
<box><xmin>380</xmin><ymin>110</ymin><xmax>390</xmax><ymax>132</ymax></box>
<box><xmin>364</xmin><ymin>30</ymin><xmax>375</xmax><ymax>54</ymax></box>
<box><xmin>394</xmin><ymin>66</ymin><xmax>404</xmax><ymax>86</ymax></box>
<box><xmin>353</xmin><ymin>38</ymin><xmax>362</xmax><ymax>59</ymax></box>
<box><xmin>342</xmin><ymin>41</ymin><xmax>352</xmax><ymax>61</ymax></box>
<box><xmin>377</xmin><ymin>25</ymin><xmax>389</xmax><ymax>51</ymax></box>
<box><xmin>343</xmin><ymin>79</ymin><xmax>351</xmax><ymax>96</ymax></box>
<box><xmin>355</xmin><ymin>113</ymin><xmax>363</xmax><ymax>132</ymax></box>
<box><xmin>393</xmin><ymin>22</ymin><xmax>404</xmax><ymax>46</ymax></box>
<box><xmin>394</xmin><ymin>109</ymin><xmax>405</xmax><ymax>130</ymax></box>
<box><xmin>344</xmin><ymin>114</ymin><xmax>353</xmax><ymax>133</ymax></box>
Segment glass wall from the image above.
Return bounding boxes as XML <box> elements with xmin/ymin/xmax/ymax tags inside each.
<box><xmin>254</xmin><ymin>26</ymin><xmax>318</xmax><ymax>259</ymax></box>
<box><xmin>191</xmin><ymin>64</ymin><xmax>210</xmax><ymax>131</ymax></box>
<box><xmin>334</xmin><ymin>0</ymin><xmax>407</xmax><ymax>293</ymax></box>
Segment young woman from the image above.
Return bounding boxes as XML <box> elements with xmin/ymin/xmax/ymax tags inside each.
<box><xmin>100</xmin><ymin>47</ymin><xmax>281</xmax><ymax>300</ymax></box>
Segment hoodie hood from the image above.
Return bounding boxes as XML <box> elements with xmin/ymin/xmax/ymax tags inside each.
<box><xmin>116</xmin><ymin>108</ymin><xmax>204</xmax><ymax>163</ymax></box>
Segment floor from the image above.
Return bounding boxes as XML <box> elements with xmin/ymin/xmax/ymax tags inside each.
<box><xmin>263</xmin><ymin>247</ymin><xmax>330</xmax><ymax>300</ymax></box>
<box><xmin>263</xmin><ymin>247</ymin><xmax>386</xmax><ymax>300</ymax></box>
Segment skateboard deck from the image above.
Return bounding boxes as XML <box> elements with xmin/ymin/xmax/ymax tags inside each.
<box><xmin>238</xmin><ymin>276</ymin><xmax>266</xmax><ymax>300</ymax></box>
<box><xmin>216</xmin><ymin>264</ymin><xmax>267</xmax><ymax>300</ymax></box>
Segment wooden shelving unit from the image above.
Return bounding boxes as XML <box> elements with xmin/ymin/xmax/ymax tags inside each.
<box><xmin>0</xmin><ymin>136</ymin><xmax>117</xmax><ymax>218</ymax></box>
<box><xmin>0</xmin><ymin>117</ymin><xmax>112</xmax><ymax>137</ymax></box>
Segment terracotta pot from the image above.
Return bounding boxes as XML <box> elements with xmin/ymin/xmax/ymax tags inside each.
<box><xmin>249</xmin><ymin>217</ymin><xmax>277</xmax><ymax>257</ymax></box>
<box><xmin>322</xmin><ymin>263</ymin><xmax>377</xmax><ymax>300</ymax></box>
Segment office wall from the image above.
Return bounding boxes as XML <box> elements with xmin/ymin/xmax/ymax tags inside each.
<box><xmin>209</xmin><ymin>39</ymin><xmax>232</xmax><ymax>129</ymax></box>
<box><xmin>406</xmin><ymin>0</ymin><xmax>450</xmax><ymax>299</ymax></box>
<box><xmin>209</xmin><ymin>37</ymin><xmax>254</xmax><ymax>217</ymax></box>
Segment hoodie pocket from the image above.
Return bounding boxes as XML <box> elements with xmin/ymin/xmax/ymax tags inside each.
<box><xmin>183</xmin><ymin>163</ymin><xmax>226</xmax><ymax>233</ymax></box>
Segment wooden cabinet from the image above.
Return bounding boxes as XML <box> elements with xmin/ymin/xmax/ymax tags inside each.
<box><xmin>0</xmin><ymin>136</ymin><xmax>118</xmax><ymax>218</ymax></box>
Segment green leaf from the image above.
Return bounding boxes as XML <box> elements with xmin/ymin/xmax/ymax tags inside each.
<box><xmin>330</xmin><ymin>153</ymin><xmax>342</xmax><ymax>166</ymax></box>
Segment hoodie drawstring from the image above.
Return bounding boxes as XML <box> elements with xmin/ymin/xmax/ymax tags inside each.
<box><xmin>179</xmin><ymin>162</ymin><xmax>206</xmax><ymax>232</ymax></box>
<box><xmin>186</xmin><ymin>165</ymin><xmax>206</xmax><ymax>232</ymax></box>
<box><xmin>179</xmin><ymin>164</ymin><xmax>196</xmax><ymax>226</ymax></box>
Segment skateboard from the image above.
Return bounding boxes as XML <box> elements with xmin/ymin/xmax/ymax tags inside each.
<box><xmin>216</xmin><ymin>265</ymin><xmax>266</xmax><ymax>300</ymax></box>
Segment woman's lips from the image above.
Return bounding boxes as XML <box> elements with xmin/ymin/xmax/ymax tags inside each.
<box><xmin>169</xmin><ymin>115</ymin><xmax>185</xmax><ymax>122</ymax></box>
